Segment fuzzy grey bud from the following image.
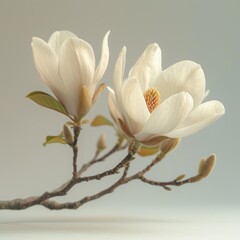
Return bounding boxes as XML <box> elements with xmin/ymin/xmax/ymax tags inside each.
<box><xmin>97</xmin><ymin>134</ymin><xmax>107</xmax><ymax>151</ymax></box>
<box><xmin>198</xmin><ymin>154</ymin><xmax>216</xmax><ymax>178</ymax></box>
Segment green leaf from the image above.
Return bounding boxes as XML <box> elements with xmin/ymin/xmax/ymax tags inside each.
<box><xmin>91</xmin><ymin>115</ymin><xmax>113</xmax><ymax>127</ymax></box>
<box><xmin>138</xmin><ymin>145</ymin><xmax>160</xmax><ymax>157</ymax></box>
<box><xmin>26</xmin><ymin>91</ymin><xmax>68</xmax><ymax>116</ymax></box>
<box><xmin>43</xmin><ymin>134</ymin><xmax>66</xmax><ymax>146</ymax></box>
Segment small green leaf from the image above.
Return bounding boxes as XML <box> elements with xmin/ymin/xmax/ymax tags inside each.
<box><xmin>26</xmin><ymin>91</ymin><xmax>68</xmax><ymax>116</ymax></box>
<box><xmin>175</xmin><ymin>174</ymin><xmax>186</xmax><ymax>182</ymax></box>
<box><xmin>91</xmin><ymin>115</ymin><xmax>113</xmax><ymax>127</ymax></box>
<box><xmin>138</xmin><ymin>146</ymin><xmax>160</xmax><ymax>157</ymax></box>
<box><xmin>43</xmin><ymin>134</ymin><xmax>66</xmax><ymax>146</ymax></box>
<box><xmin>163</xmin><ymin>186</ymin><xmax>172</xmax><ymax>191</ymax></box>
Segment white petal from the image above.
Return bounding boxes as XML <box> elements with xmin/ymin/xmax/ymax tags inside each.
<box><xmin>166</xmin><ymin>100</ymin><xmax>225</xmax><ymax>138</ymax></box>
<box><xmin>59</xmin><ymin>38</ymin><xmax>95</xmax><ymax>87</ymax></box>
<box><xmin>134</xmin><ymin>92</ymin><xmax>193</xmax><ymax>141</ymax></box>
<box><xmin>32</xmin><ymin>38</ymin><xmax>58</xmax><ymax>85</ymax></box>
<box><xmin>121</xmin><ymin>78</ymin><xmax>150</xmax><ymax>134</ymax></box>
<box><xmin>58</xmin><ymin>38</ymin><xmax>95</xmax><ymax>116</ymax></box>
<box><xmin>108</xmin><ymin>89</ymin><xmax>122</xmax><ymax>123</ymax></box>
<box><xmin>129</xmin><ymin>43</ymin><xmax>162</xmax><ymax>92</ymax></box>
<box><xmin>113</xmin><ymin>47</ymin><xmax>126</xmax><ymax>110</ymax></box>
<box><xmin>108</xmin><ymin>87</ymin><xmax>133</xmax><ymax>138</ymax></box>
<box><xmin>48</xmin><ymin>31</ymin><xmax>78</xmax><ymax>54</ymax></box>
<box><xmin>32</xmin><ymin>38</ymin><xmax>63</xmax><ymax>99</ymax></box>
<box><xmin>156</xmin><ymin>61</ymin><xmax>206</xmax><ymax>108</ymax></box>
<box><xmin>59</xmin><ymin>37</ymin><xmax>95</xmax><ymax>87</ymax></box>
<box><xmin>92</xmin><ymin>31</ymin><xmax>110</xmax><ymax>86</ymax></box>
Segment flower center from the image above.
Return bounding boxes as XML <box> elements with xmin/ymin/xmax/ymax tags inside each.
<box><xmin>144</xmin><ymin>87</ymin><xmax>161</xmax><ymax>113</ymax></box>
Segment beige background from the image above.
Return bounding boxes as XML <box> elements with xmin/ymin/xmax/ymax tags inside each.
<box><xmin>0</xmin><ymin>0</ymin><xmax>238</xmax><ymax>212</ymax></box>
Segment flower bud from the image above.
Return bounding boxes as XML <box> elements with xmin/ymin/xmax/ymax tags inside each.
<box><xmin>160</xmin><ymin>138</ymin><xmax>180</xmax><ymax>154</ymax></box>
<box><xmin>78</xmin><ymin>85</ymin><xmax>92</xmax><ymax>118</ymax></box>
<box><xmin>198</xmin><ymin>154</ymin><xmax>216</xmax><ymax>178</ymax></box>
<box><xmin>63</xmin><ymin>124</ymin><xmax>73</xmax><ymax>145</ymax></box>
<box><xmin>97</xmin><ymin>134</ymin><xmax>107</xmax><ymax>151</ymax></box>
<box><xmin>92</xmin><ymin>83</ymin><xmax>106</xmax><ymax>104</ymax></box>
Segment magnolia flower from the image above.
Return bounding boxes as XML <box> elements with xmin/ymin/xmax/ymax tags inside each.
<box><xmin>108</xmin><ymin>44</ymin><xmax>225</xmax><ymax>146</ymax></box>
<box><xmin>32</xmin><ymin>30</ymin><xmax>110</xmax><ymax>120</ymax></box>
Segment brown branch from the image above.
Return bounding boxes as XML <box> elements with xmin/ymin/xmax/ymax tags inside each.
<box><xmin>38</xmin><ymin>152</ymin><xmax>201</xmax><ymax>210</ymax></box>
<box><xmin>126</xmin><ymin>149</ymin><xmax>202</xmax><ymax>191</ymax></box>
<box><xmin>138</xmin><ymin>175</ymin><xmax>200</xmax><ymax>191</ymax></box>
<box><xmin>40</xmin><ymin>164</ymin><xmax>130</xmax><ymax>210</ymax></box>
<box><xmin>0</xmin><ymin>136</ymin><xmax>209</xmax><ymax>210</ymax></box>
<box><xmin>77</xmin><ymin>142</ymin><xmax>127</xmax><ymax>177</ymax></box>
<box><xmin>139</xmin><ymin>151</ymin><xmax>166</xmax><ymax>176</ymax></box>
<box><xmin>41</xmin><ymin>152</ymin><xmax>213</xmax><ymax>210</ymax></box>
<box><xmin>0</xmin><ymin>143</ymin><xmax>135</xmax><ymax>210</ymax></box>
<box><xmin>31</xmin><ymin>151</ymin><xmax>169</xmax><ymax>210</ymax></box>
<box><xmin>76</xmin><ymin>152</ymin><xmax>133</xmax><ymax>183</ymax></box>
<box><xmin>0</xmin><ymin>158</ymin><xmax>197</xmax><ymax>210</ymax></box>
<box><xmin>72</xmin><ymin>125</ymin><xmax>81</xmax><ymax>178</ymax></box>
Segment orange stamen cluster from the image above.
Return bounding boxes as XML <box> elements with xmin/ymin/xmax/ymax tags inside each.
<box><xmin>144</xmin><ymin>87</ymin><xmax>160</xmax><ymax>113</ymax></box>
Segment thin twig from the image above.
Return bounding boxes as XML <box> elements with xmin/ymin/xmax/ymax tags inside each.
<box><xmin>139</xmin><ymin>175</ymin><xmax>197</xmax><ymax>189</ymax></box>
<box><xmin>77</xmin><ymin>142</ymin><xmax>126</xmax><ymax>177</ymax></box>
<box><xmin>0</xmin><ymin>146</ymin><xmax>134</xmax><ymax>209</ymax></box>
<box><xmin>76</xmin><ymin>152</ymin><xmax>133</xmax><ymax>182</ymax></box>
<box><xmin>72</xmin><ymin>125</ymin><xmax>81</xmax><ymax>178</ymax></box>
<box><xmin>41</xmin><ymin>164</ymin><xmax>130</xmax><ymax>210</ymax></box>
<box><xmin>0</xmin><ymin>138</ymin><xmax>205</xmax><ymax>210</ymax></box>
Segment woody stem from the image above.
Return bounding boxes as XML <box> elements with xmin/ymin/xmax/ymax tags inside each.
<box><xmin>72</xmin><ymin>125</ymin><xmax>81</xmax><ymax>179</ymax></box>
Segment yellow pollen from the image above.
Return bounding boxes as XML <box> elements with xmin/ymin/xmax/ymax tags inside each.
<box><xmin>144</xmin><ymin>87</ymin><xmax>161</xmax><ymax>113</ymax></box>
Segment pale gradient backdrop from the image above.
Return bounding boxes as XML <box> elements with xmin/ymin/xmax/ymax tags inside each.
<box><xmin>0</xmin><ymin>0</ymin><xmax>238</xmax><ymax>212</ymax></box>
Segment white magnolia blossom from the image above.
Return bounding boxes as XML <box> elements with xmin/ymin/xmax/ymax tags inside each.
<box><xmin>108</xmin><ymin>44</ymin><xmax>225</xmax><ymax>146</ymax></box>
<box><xmin>32</xmin><ymin>30</ymin><xmax>110</xmax><ymax>120</ymax></box>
